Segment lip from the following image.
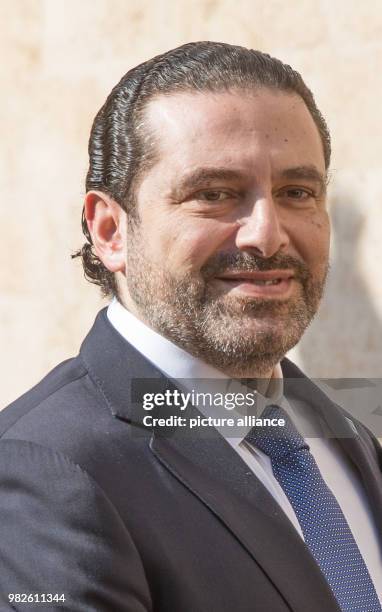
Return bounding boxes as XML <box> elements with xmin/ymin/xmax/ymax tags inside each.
<box><xmin>214</xmin><ymin>270</ymin><xmax>296</xmax><ymax>298</ymax></box>
<box><xmin>216</xmin><ymin>270</ymin><xmax>295</xmax><ymax>281</ymax></box>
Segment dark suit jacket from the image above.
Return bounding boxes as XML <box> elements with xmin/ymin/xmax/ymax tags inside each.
<box><xmin>1</xmin><ymin>309</ymin><xmax>381</xmax><ymax>611</ymax></box>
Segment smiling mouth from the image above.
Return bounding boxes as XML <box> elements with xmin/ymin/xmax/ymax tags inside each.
<box><xmin>216</xmin><ymin>270</ymin><xmax>295</xmax><ymax>282</ymax></box>
<box><xmin>214</xmin><ymin>271</ymin><xmax>296</xmax><ymax>297</ymax></box>
<box><xmin>240</xmin><ymin>278</ymin><xmax>286</xmax><ymax>285</ymax></box>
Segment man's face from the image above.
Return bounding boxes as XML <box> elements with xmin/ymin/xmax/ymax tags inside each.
<box><xmin>121</xmin><ymin>88</ymin><xmax>330</xmax><ymax>376</ymax></box>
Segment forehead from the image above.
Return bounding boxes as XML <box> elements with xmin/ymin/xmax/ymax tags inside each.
<box><xmin>143</xmin><ymin>88</ymin><xmax>325</xmax><ymax>176</ymax></box>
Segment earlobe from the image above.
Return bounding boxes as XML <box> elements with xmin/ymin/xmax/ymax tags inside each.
<box><xmin>83</xmin><ymin>191</ymin><xmax>126</xmax><ymax>273</ymax></box>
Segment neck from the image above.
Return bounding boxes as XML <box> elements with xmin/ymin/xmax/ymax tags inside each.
<box><xmin>216</xmin><ymin>364</ymin><xmax>277</xmax><ymax>394</ymax></box>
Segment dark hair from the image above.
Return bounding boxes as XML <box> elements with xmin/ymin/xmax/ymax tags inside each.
<box><xmin>73</xmin><ymin>41</ymin><xmax>331</xmax><ymax>299</ymax></box>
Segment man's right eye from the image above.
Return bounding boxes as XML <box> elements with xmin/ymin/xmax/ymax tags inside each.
<box><xmin>196</xmin><ymin>190</ymin><xmax>232</xmax><ymax>202</ymax></box>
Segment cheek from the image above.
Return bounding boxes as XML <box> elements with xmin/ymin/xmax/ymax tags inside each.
<box><xmin>295</xmin><ymin>212</ymin><xmax>330</xmax><ymax>268</ymax></box>
<box><xmin>145</xmin><ymin>217</ymin><xmax>238</xmax><ymax>273</ymax></box>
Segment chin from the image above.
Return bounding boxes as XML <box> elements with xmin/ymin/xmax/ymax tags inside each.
<box><xmin>199</xmin><ymin>320</ymin><xmax>298</xmax><ymax>366</ymax></box>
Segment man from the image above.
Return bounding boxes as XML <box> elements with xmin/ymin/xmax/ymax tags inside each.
<box><xmin>0</xmin><ymin>42</ymin><xmax>381</xmax><ymax>611</ymax></box>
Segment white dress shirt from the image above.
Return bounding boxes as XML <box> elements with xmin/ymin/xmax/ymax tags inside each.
<box><xmin>107</xmin><ymin>298</ymin><xmax>382</xmax><ymax>598</ymax></box>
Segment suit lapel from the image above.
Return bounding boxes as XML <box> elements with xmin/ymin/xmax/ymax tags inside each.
<box><xmin>282</xmin><ymin>359</ymin><xmax>382</xmax><ymax>541</ymax></box>
<box><xmin>339</xmin><ymin>434</ymin><xmax>382</xmax><ymax>537</ymax></box>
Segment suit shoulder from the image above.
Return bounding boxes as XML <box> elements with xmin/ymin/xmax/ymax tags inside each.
<box><xmin>0</xmin><ymin>352</ymin><xmax>147</xmax><ymax>481</ymax></box>
<box><xmin>0</xmin><ymin>356</ymin><xmax>89</xmax><ymax>436</ymax></box>
<box><xmin>0</xmin><ymin>355</ymin><xmax>121</xmax><ymax>467</ymax></box>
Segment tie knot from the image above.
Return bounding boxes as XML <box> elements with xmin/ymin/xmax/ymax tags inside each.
<box><xmin>245</xmin><ymin>404</ymin><xmax>309</xmax><ymax>460</ymax></box>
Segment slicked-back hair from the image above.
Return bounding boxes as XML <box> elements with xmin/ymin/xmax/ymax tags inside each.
<box><xmin>73</xmin><ymin>41</ymin><xmax>331</xmax><ymax>299</ymax></box>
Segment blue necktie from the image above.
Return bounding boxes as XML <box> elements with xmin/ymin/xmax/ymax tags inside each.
<box><xmin>245</xmin><ymin>404</ymin><xmax>381</xmax><ymax>612</ymax></box>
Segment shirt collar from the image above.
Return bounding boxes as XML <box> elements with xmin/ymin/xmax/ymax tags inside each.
<box><xmin>107</xmin><ymin>298</ymin><xmax>227</xmax><ymax>380</ymax></box>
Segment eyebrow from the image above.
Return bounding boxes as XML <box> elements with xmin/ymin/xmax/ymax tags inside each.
<box><xmin>173</xmin><ymin>164</ymin><xmax>328</xmax><ymax>195</ymax></box>
<box><xmin>278</xmin><ymin>165</ymin><xmax>328</xmax><ymax>193</ymax></box>
<box><xmin>174</xmin><ymin>168</ymin><xmax>245</xmax><ymax>194</ymax></box>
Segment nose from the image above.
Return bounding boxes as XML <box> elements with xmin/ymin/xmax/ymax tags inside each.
<box><xmin>235</xmin><ymin>195</ymin><xmax>290</xmax><ymax>258</ymax></box>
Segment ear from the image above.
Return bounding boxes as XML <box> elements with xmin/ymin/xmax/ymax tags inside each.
<box><xmin>84</xmin><ymin>191</ymin><xmax>126</xmax><ymax>273</ymax></box>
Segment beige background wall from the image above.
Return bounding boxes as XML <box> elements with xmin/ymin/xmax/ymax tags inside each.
<box><xmin>1</xmin><ymin>0</ymin><xmax>382</xmax><ymax>408</ymax></box>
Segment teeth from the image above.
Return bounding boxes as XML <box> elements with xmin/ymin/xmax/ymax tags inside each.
<box><xmin>253</xmin><ymin>279</ymin><xmax>281</xmax><ymax>285</ymax></box>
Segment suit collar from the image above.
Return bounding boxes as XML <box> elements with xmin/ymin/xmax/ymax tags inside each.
<box><xmin>80</xmin><ymin>308</ymin><xmax>170</xmax><ymax>424</ymax></box>
<box><xmin>281</xmin><ymin>359</ymin><xmax>357</xmax><ymax>438</ymax></box>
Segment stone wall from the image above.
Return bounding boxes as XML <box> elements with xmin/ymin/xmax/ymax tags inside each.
<box><xmin>1</xmin><ymin>0</ymin><xmax>381</xmax><ymax>406</ymax></box>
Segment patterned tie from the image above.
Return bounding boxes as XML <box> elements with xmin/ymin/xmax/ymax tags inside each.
<box><xmin>245</xmin><ymin>404</ymin><xmax>381</xmax><ymax>612</ymax></box>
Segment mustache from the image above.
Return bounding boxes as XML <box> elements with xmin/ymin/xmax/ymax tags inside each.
<box><xmin>200</xmin><ymin>251</ymin><xmax>311</xmax><ymax>282</ymax></box>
